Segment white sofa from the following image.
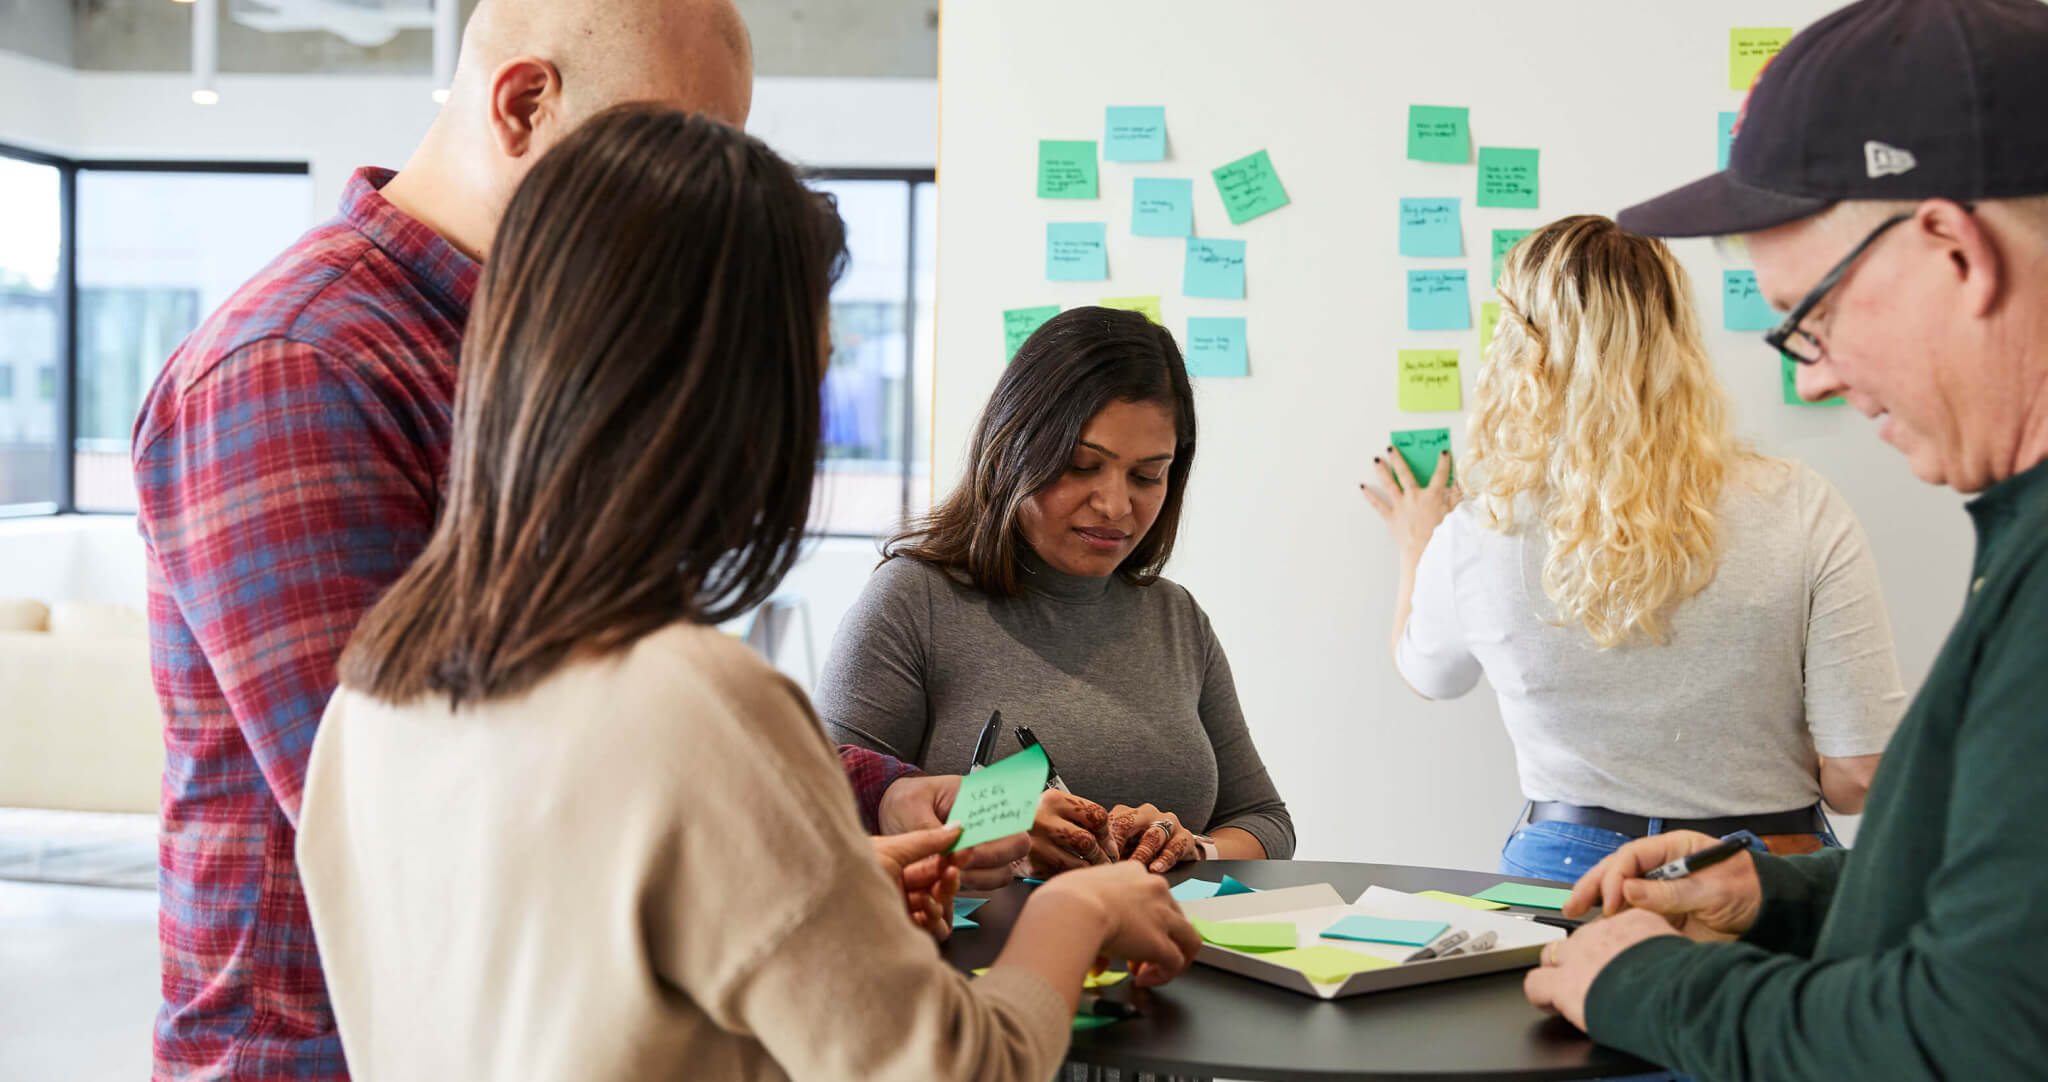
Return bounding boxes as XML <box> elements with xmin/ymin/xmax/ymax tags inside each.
<box><xmin>0</xmin><ymin>597</ymin><xmax>162</xmax><ymax>815</ymax></box>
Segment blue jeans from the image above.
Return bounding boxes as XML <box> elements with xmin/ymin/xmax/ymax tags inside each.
<box><xmin>1500</xmin><ymin>805</ymin><xmax>1841</xmax><ymax>884</ymax></box>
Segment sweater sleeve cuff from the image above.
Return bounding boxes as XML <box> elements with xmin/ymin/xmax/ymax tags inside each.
<box><xmin>1583</xmin><ymin>934</ymin><xmax>1695</xmax><ymax>1068</ymax></box>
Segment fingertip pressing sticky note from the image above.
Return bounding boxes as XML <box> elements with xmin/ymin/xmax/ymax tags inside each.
<box><xmin>1104</xmin><ymin>106</ymin><xmax>1167</xmax><ymax>162</ymax></box>
<box><xmin>1170</xmin><ymin>878</ymin><xmax>1222</xmax><ymax>902</ymax></box>
<box><xmin>1491</xmin><ymin>228</ymin><xmax>1534</xmax><ymax>288</ymax></box>
<box><xmin>944</xmin><ymin>743</ymin><xmax>1048</xmax><ymax>851</ymax></box>
<box><xmin>1211</xmin><ymin>150</ymin><xmax>1290</xmax><ymax>225</ymax></box>
<box><xmin>1783</xmin><ymin>353</ymin><xmax>1846</xmax><ymax>407</ymax></box>
<box><xmin>1472</xmin><ymin>882</ymin><xmax>1574</xmax><ymax>909</ymax></box>
<box><xmin>1415</xmin><ymin>889</ymin><xmax>1509</xmax><ymax>911</ymax></box>
<box><xmin>1407</xmin><ymin>105</ymin><xmax>1470</xmax><ymax>164</ymax></box>
<box><xmin>1102</xmin><ymin>295</ymin><xmax>1164</xmax><ymax>325</ymax></box>
<box><xmin>1320</xmin><ymin>916</ymin><xmax>1450</xmax><ymax>946</ymax></box>
<box><xmin>1407</xmin><ymin>269</ymin><xmax>1471</xmax><ymax>331</ymax></box>
<box><xmin>1480</xmin><ymin>302</ymin><xmax>1503</xmax><ymax>359</ymax></box>
<box><xmin>1718</xmin><ymin>111</ymin><xmax>1739</xmax><ymax>170</ymax></box>
<box><xmin>1398</xmin><ymin>349</ymin><xmax>1462</xmax><ymax>412</ymax></box>
<box><xmin>1132</xmin><ymin>177</ymin><xmax>1194</xmax><ymax>237</ymax></box>
<box><xmin>1399</xmin><ymin>197</ymin><xmax>1462</xmax><ymax>257</ymax></box>
<box><xmin>1190</xmin><ymin>917</ymin><xmax>1297</xmax><ymax>952</ymax></box>
<box><xmin>1477</xmin><ymin>147</ymin><xmax>1540</xmax><ymax>209</ymax></box>
<box><xmin>1003</xmin><ymin>305</ymin><xmax>1061</xmax><ymax>361</ymax></box>
<box><xmin>1184</xmin><ymin>317</ymin><xmax>1248</xmax><ymax>378</ymax></box>
<box><xmin>1083</xmin><ymin>969</ymin><xmax>1129</xmax><ymax>990</ymax></box>
<box><xmin>1216</xmin><ymin>874</ymin><xmax>1257</xmax><ymax>897</ymax></box>
<box><xmin>1392</xmin><ymin>427</ymin><xmax>1453</xmax><ymax>487</ymax></box>
<box><xmin>1038</xmin><ymin>140</ymin><xmax>1099</xmax><ymax>199</ymax></box>
<box><xmin>1046</xmin><ymin>222</ymin><xmax>1108</xmax><ymax>281</ymax></box>
<box><xmin>1723</xmin><ymin>270</ymin><xmax>1778</xmax><ymax>331</ymax></box>
<box><xmin>1265</xmin><ymin>945</ymin><xmax>1396</xmax><ymax>984</ymax></box>
<box><xmin>1184</xmin><ymin>237</ymin><xmax>1247</xmax><ymax>299</ymax></box>
<box><xmin>1730</xmin><ymin>27</ymin><xmax>1794</xmax><ymax>91</ymax></box>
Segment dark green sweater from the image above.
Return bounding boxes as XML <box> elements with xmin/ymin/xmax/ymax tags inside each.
<box><xmin>1585</xmin><ymin>458</ymin><xmax>2048</xmax><ymax>1081</ymax></box>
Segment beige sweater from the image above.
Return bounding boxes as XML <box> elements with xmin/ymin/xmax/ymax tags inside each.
<box><xmin>298</xmin><ymin>623</ymin><xmax>1071</xmax><ymax>1082</ymax></box>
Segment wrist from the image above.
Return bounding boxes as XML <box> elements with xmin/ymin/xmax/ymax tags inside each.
<box><xmin>1034</xmin><ymin>877</ymin><xmax>1115</xmax><ymax>943</ymax></box>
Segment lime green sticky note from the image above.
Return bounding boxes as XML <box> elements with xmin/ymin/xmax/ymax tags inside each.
<box><xmin>1730</xmin><ymin>27</ymin><xmax>1793</xmax><ymax>91</ymax></box>
<box><xmin>1003</xmin><ymin>305</ymin><xmax>1061</xmax><ymax>362</ymax></box>
<box><xmin>1407</xmin><ymin>105</ymin><xmax>1470</xmax><ymax>164</ymax></box>
<box><xmin>1265</xmin><ymin>945</ymin><xmax>1396</xmax><ymax>984</ymax></box>
<box><xmin>1038</xmin><ymin>140</ymin><xmax>1099</xmax><ymax>199</ymax></box>
<box><xmin>1398</xmin><ymin>350</ymin><xmax>1461</xmax><ymax>412</ymax></box>
<box><xmin>1491</xmin><ymin>228</ymin><xmax>1533</xmax><ymax>288</ymax></box>
<box><xmin>1190</xmin><ymin>917</ymin><xmax>1297</xmax><ymax>952</ymax></box>
<box><xmin>945</xmin><ymin>744</ymin><xmax>1048</xmax><ymax>851</ymax></box>
<box><xmin>1211</xmin><ymin>150</ymin><xmax>1290</xmax><ymax>225</ymax></box>
<box><xmin>1473</xmin><ymin>882</ymin><xmax>1574</xmax><ymax>909</ymax></box>
<box><xmin>1416</xmin><ymin>889</ymin><xmax>1509</xmax><ymax>911</ymax></box>
<box><xmin>1480</xmin><ymin>302</ymin><xmax>1502</xmax><ymax>360</ymax></box>
<box><xmin>1783</xmin><ymin>353</ymin><xmax>1846</xmax><ymax>407</ymax></box>
<box><xmin>1477</xmin><ymin>147</ymin><xmax>1539</xmax><ymax>210</ymax></box>
<box><xmin>1101</xmin><ymin>295</ymin><xmax>1163</xmax><ymax>325</ymax></box>
<box><xmin>1391</xmin><ymin>428</ymin><xmax>1453</xmax><ymax>487</ymax></box>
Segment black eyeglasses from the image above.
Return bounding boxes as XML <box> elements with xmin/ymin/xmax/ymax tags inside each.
<box><xmin>1766</xmin><ymin>210</ymin><xmax>1914</xmax><ymax>365</ymax></box>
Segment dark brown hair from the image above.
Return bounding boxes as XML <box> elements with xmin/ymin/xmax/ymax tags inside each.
<box><xmin>887</xmin><ymin>306</ymin><xmax>1196</xmax><ymax>597</ymax></box>
<box><xmin>340</xmin><ymin>104</ymin><xmax>846</xmax><ymax>704</ymax></box>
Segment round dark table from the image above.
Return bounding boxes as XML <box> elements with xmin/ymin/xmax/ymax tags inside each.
<box><xmin>942</xmin><ymin>860</ymin><xmax>1660</xmax><ymax>1081</ymax></box>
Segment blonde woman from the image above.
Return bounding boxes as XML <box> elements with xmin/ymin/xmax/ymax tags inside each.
<box><xmin>1362</xmin><ymin>215</ymin><xmax>1907</xmax><ymax>883</ymax></box>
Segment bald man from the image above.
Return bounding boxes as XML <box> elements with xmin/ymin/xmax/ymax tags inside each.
<box><xmin>134</xmin><ymin>4</ymin><xmax>990</xmax><ymax>1078</ymax></box>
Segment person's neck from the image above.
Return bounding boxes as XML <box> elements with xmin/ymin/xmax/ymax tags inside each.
<box><xmin>377</xmin><ymin>127</ymin><xmax>495</xmax><ymax>263</ymax></box>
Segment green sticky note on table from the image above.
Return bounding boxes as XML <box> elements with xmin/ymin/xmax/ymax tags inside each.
<box><xmin>1038</xmin><ymin>140</ymin><xmax>1099</xmax><ymax>199</ymax></box>
<box><xmin>1320</xmin><ymin>916</ymin><xmax>1449</xmax><ymax>946</ymax></box>
<box><xmin>1407</xmin><ymin>104</ymin><xmax>1470</xmax><ymax>164</ymax></box>
<box><xmin>1105</xmin><ymin>106</ymin><xmax>1167</xmax><ymax>162</ymax></box>
<box><xmin>1266</xmin><ymin>945</ymin><xmax>1396</xmax><ymax>984</ymax></box>
<box><xmin>1392</xmin><ymin>428</ymin><xmax>1453</xmax><ymax>487</ymax></box>
<box><xmin>1479</xmin><ymin>302</ymin><xmax>1502</xmax><ymax>359</ymax></box>
<box><xmin>1398</xmin><ymin>350</ymin><xmax>1461</xmax><ymax>412</ymax></box>
<box><xmin>1185</xmin><ymin>317</ymin><xmax>1248</xmax><ymax>378</ymax></box>
<box><xmin>1407</xmin><ymin>270</ymin><xmax>1471</xmax><ymax>331</ymax></box>
<box><xmin>1723</xmin><ymin>270</ymin><xmax>1777</xmax><ymax>331</ymax></box>
<box><xmin>1399</xmin><ymin>198</ymin><xmax>1462</xmax><ymax>257</ymax></box>
<box><xmin>1473</xmin><ymin>882</ymin><xmax>1574</xmax><ymax>909</ymax></box>
<box><xmin>1415</xmin><ymin>889</ymin><xmax>1509</xmax><ymax>911</ymax></box>
<box><xmin>1102</xmin><ymin>295</ymin><xmax>1164</xmax><ymax>325</ymax></box>
<box><xmin>945</xmin><ymin>743</ymin><xmax>1048</xmax><ymax>851</ymax></box>
<box><xmin>1133</xmin><ymin>177</ymin><xmax>1194</xmax><ymax>237</ymax></box>
<box><xmin>1046</xmin><ymin>222</ymin><xmax>1108</xmax><ymax>281</ymax></box>
<box><xmin>1491</xmin><ymin>228</ymin><xmax>1533</xmax><ymax>288</ymax></box>
<box><xmin>1184</xmin><ymin>237</ymin><xmax>1247</xmax><ymax>299</ymax></box>
<box><xmin>1211</xmin><ymin>150</ymin><xmax>1290</xmax><ymax>225</ymax></box>
<box><xmin>1191</xmin><ymin>917</ymin><xmax>1297</xmax><ymax>952</ymax></box>
<box><xmin>1003</xmin><ymin>305</ymin><xmax>1061</xmax><ymax>362</ymax></box>
<box><xmin>1730</xmin><ymin>27</ymin><xmax>1793</xmax><ymax>91</ymax></box>
<box><xmin>1783</xmin><ymin>353</ymin><xmax>1846</xmax><ymax>407</ymax></box>
<box><xmin>1477</xmin><ymin>147</ymin><xmax>1540</xmax><ymax>209</ymax></box>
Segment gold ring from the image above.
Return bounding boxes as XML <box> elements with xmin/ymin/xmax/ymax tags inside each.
<box><xmin>1543</xmin><ymin>942</ymin><xmax>1560</xmax><ymax>967</ymax></box>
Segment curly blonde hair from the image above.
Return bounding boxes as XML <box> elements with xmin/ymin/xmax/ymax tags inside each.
<box><xmin>1469</xmin><ymin>215</ymin><xmax>1750</xmax><ymax>648</ymax></box>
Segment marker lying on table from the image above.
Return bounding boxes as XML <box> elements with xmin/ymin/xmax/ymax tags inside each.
<box><xmin>1403</xmin><ymin>929</ymin><xmax>1468</xmax><ymax>962</ymax></box>
<box><xmin>1013</xmin><ymin>723</ymin><xmax>1110</xmax><ymax>865</ymax></box>
<box><xmin>1642</xmin><ymin>831</ymin><xmax>1757</xmax><ymax>881</ymax></box>
<box><xmin>1078</xmin><ymin>994</ymin><xmax>1138</xmax><ymax>1020</ymax></box>
<box><xmin>1436</xmin><ymin>930</ymin><xmax>1495</xmax><ymax>958</ymax></box>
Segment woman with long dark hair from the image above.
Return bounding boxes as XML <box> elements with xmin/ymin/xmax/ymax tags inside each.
<box><xmin>296</xmin><ymin>107</ymin><xmax>1198</xmax><ymax>1080</ymax></box>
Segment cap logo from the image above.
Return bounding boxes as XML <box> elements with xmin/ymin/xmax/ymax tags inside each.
<box><xmin>1865</xmin><ymin>141</ymin><xmax>1917</xmax><ymax>179</ymax></box>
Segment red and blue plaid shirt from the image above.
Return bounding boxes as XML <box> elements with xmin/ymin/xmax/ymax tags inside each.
<box><xmin>134</xmin><ymin>168</ymin><xmax>918</xmax><ymax>1080</ymax></box>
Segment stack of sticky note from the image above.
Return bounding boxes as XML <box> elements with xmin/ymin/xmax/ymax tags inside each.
<box><xmin>1190</xmin><ymin>917</ymin><xmax>1296</xmax><ymax>953</ymax></box>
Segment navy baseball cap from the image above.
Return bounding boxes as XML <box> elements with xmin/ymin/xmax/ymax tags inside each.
<box><xmin>1618</xmin><ymin>0</ymin><xmax>2048</xmax><ymax>238</ymax></box>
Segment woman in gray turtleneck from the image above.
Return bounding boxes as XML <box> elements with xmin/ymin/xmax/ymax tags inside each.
<box><xmin>816</xmin><ymin>307</ymin><xmax>1293</xmax><ymax>879</ymax></box>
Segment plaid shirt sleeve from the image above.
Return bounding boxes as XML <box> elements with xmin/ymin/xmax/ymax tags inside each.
<box><xmin>138</xmin><ymin>339</ymin><xmax>439</xmax><ymax>823</ymax></box>
<box><xmin>838</xmin><ymin>744</ymin><xmax>922</xmax><ymax>833</ymax></box>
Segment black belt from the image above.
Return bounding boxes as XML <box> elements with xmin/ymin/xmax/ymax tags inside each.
<box><xmin>1528</xmin><ymin>801</ymin><xmax>1823</xmax><ymax>839</ymax></box>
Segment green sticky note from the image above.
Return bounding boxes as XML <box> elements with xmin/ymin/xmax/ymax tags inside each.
<box><xmin>1415</xmin><ymin>889</ymin><xmax>1509</xmax><ymax>911</ymax></box>
<box><xmin>1391</xmin><ymin>428</ymin><xmax>1453</xmax><ymax>487</ymax></box>
<box><xmin>1491</xmin><ymin>228</ymin><xmax>1533</xmax><ymax>289</ymax></box>
<box><xmin>1479</xmin><ymin>302</ymin><xmax>1502</xmax><ymax>360</ymax></box>
<box><xmin>1190</xmin><ymin>917</ymin><xmax>1297</xmax><ymax>952</ymax></box>
<box><xmin>1038</xmin><ymin>140</ymin><xmax>1099</xmax><ymax>199</ymax></box>
<box><xmin>1407</xmin><ymin>105</ymin><xmax>1470</xmax><ymax>164</ymax></box>
<box><xmin>1473</xmin><ymin>882</ymin><xmax>1574</xmax><ymax>910</ymax></box>
<box><xmin>1730</xmin><ymin>27</ymin><xmax>1793</xmax><ymax>91</ymax></box>
<box><xmin>1320</xmin><ymin>916</ymin><xmax>1448</xmax><ymax>946</ymax></box>
<box><xmin>1264</xmin><ymin>945</ymin><xmax>1396</xmax><ymax>984</ymax></box>
<box><xmin>945</xmin><ymin>743</ymin><xmax>1048</xmax><ymax>851</ymax></box>
<box><xmin>1101</xmin><ymin>295</ymin><xmax>1163</xmax><ymax>325</ymax></box>
<box><xmin>1211</xmin><ymin>150</ymin><xmax>1290</xmax><ymax>225</ymax></box>
<box><xmin>1003</xmin><ymin>305</ymin><xmax>1061</xmax><ymax>362</ymax></box>
<box><xmin>1477</xmin><ymin>147</ymin><xmax>1540</xmax><ymax>209</ymax></box>
<box><xmin>1398</xmin><ymin>350</ymin><xmax>1461</xmax><ymax>412</ymax></box>
<box><xmin>1783</xmin><ymin>353</ymin><xmax>1846</xmax><ymax>407</ymax></box>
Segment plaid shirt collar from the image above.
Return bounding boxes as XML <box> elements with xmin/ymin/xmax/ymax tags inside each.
<box><xmin>341</xmin><ymin>167</ymin><xmax>481</xmax><ymax>313</ymax></box>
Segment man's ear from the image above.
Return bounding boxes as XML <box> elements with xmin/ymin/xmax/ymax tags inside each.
<box><xmin>485</xmin><ymin>56</ymin><xmax>562</xmax><ymax>161</ymax></box>
<box><xmin>1918</xmin><ymin>198</ymin><xmax>2004</xmax><ymax>319</ymax></box>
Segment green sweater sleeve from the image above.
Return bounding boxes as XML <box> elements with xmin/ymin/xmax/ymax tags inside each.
<box><xmin>1740</xmin><ymin>848</ymin><xmax>1848</xmax><ymax>956</ymax></box>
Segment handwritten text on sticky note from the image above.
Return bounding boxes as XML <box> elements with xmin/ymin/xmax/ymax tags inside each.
<box><xmin>1046</xmin><ymin>222</ymin><xmax>1108</xmax><ymax>281</ymax></box>
<box><xmin>1211</xmin><ymin>150</ymin><xmax>1290</xmax><ymax>225</ymax></box>
<box><xmin>1104</xmin><ymin>106</ymin><xmax>1167</xmax><ymax>162</ymax></box>
<box><xmin>1392</xmin><ymin>428</ymin><xmax>1453</xmax><ymax>487</ymax></box>
<box><xmin>1407</xmin><ymin>269</ymin><xmax>1471</xmax><ymax>331</ymax></box>
<box><xmin>1408</xmin><ymin>105</ymin><xmax>1470</xmax><ymax>164</ymax></box>
<box><xmin>1477</xmin><ymin>147</ymin><xmax>1540</xmax><ymax>209</ymax></box>
<box><xmin>1398</xmin><ymin>350</ymin><xmax>1462</xmax><ymax>412</ymax></box>
<box><xmin>945</xmin><ymin>743</ymin><xmax>1048</xmax><ymax>851</ymax></box>
<box><xmin>1730</xmin><ymin>27</ymin><xmax>1793</xmax><ymax>91</ymax></box>
<box><xmin>1132</xmin><ymin>177</ymin><xmax>1194</xmax><ymax>237</ymax></box>
<box><xmin>1723</xmin><ymin>270</ymin><xmax>1778</xmax><ymax>331</ymax></box>
<box><xmin>1184</xmin><ymin>237</ymin><xmax>1247</xmax><ymax>299</ymax></box>
<box><xmin>1038</xmin><ymin>140</ymin><xmax>1099</xmax><ymax>199</ymax></box>
<box><xmin>1399</xmin><ymin>197</ymin><xmax>1462</xmax><ymax>257</ymax></box>
<box><xmin>1003</xmin><ymin>305</ymin><xmax>1060</xmax><ymax>361</ymax></box>
<box><xmin>1185</xmin><ymin>317</ymin><xmax>1248</xmax><ymax>378</ymax></box>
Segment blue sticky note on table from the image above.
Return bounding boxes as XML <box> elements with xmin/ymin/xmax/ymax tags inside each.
<box><xmin>1184</xmin><ymin>317</ymin><xmax>1248</xmax><ymax>378</ymax></box>
<box><xmin>1216</xmin><ymin>874</ymin><xmax>1257</xmax><ymax>897</ymax></box>
<box><xmin>1171</xmin><ymin>878</ymin><xmax>1221</xmax><ymax>902</ymax></box>
<box><xmin>1133</xmin><ymin>177</ymin><xmax>1194</xmax><ymax>237</ymax></box>
<box><xmin>1184</xmin><ymin>238</ymin><xmax>1247</xmax><ymax>299</ymax></box>
<box><xmin>1105</xmin><ymin>106</ymin><xmax>1167</xmax><ymax>162</ymax></box>
<box><xmin>1718</xmin><ymin>111</ymin><xmax>1739</xmax><ymax>170</ymax></box>
<box><xmin>1407</xmin><ymin>269</ymin><xmax>1471</xmax><ymax>331</ymax></box>
<box><xmin>1047</xmin><ymin>222</ymin><xmax>1109</xmax><ymax>281</ymax></box>
<box><xmin>955</xmin><ymin>897</ymin><xmax>988</xmax><ymax>917</ymax></box>
<box><xmin>1320</xmin><ymin>915</ymin><xmax>1450</xmax><ymax>946</ymax></box>
<box><xmin>1724</xmin><ymin>270</ymin><xmax>1777</xmax><ymax>331</ymax></box>
<box><xmin>951</xmin><ymin>913</ymin><xmax>979</xmax><ymax>929</ymax></box>
<box><xmin>1399</xmin><ymin>198</ymin><xmax>1462</xmax><ymax>257</ymax></box>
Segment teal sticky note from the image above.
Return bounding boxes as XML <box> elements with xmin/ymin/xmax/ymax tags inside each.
<box><xmin>1216</xmin><ymin>874</ymin><xmax>1257</xmax><ymax>897</ymax></box>
<box><xmin>1046</xmin><ymin>222</ymin><xmax>1108</xmax><ymax>281</ymax></box>
<box><xmin>1477</xmin><ymin>147</ymin><xmax>1540</xmax><ymax>209</ymax></box>
<box><xmin>1003</xmin><ymin>305</ymin><xmax>1061</xmax><ymax>361</ymax></box>
<box><xmin>951</xmin><ymin>913</ymin><xmax>979</xmax><ymax>929</ymax></box>
<box><xmin>1491</xmin><ymin>228</ymin><xmax>1533</xmax><ymax>288</ymax></box>
<box><xmin>1105</xmin><ymin>106</ymin><xmax>1167</xmax><ymax>162</ymax></box>
<box><xmin>1038</xmin><ymin>140</ymin><xmax>1099</xmax><ymax>199</ymax></box>
<box><xmin>1408</xmin><ymin>105</ymin><xmax>1470</xmax><ymax>164</ymax></box>
<box><xmin>945</xmin><ymin>743</ymin><xmax>1049</xmax><ymax>851</ymax></box>
<box><xmin>1407</xmin><ymin>269</ymin><xmax>1471</xmax><ymax>331</ymax></box>
<box><xmin>955</xmin><ymin>897</ymin><xmax>988</xmax><ymax>917</ymax></box>
<box><xmin>1133</xmin><ymin>177</ymin><xmax>1194</xmax><ymax>237</ymax></box>
<box><xmin>1392</xmin><ymin>428</ymin><xmax>1453</xmax><ymax>487</ymax></box>
<box><xmin>1399</xmin><ymin>198</ymin><xmax>1462</xmax><ymax>257</ymax></box>
<box><xmin>1320</xmin><ymin>916</ymin><xmax>1450</xmax><ymax>946</ymax></box>
<box><xmin>1472</xmin><ymin>882</ymin><xmax>1574</xmax><ymax>909</ymax></box>
<box><xmin>1211</xmin><ymin>150</ymin><xmax>1290</xmax><ymax>225</ymax></box>
<box><xmin>1723</xmin><ymin>270</ymin><xmax>1778</xmax><ymax>331</ymax></box>
<box><xmin>1170</xmin><ymin>878</ymin><xmax>1221</xmax><ymax>902</ymax></box>
<box><xmin>1184</xmin><ymin>238</ymin><xmax>1247</xmax><ymax>299</ymax></box>
<box><xmin>1718</xmin><ymin>111</ymin><xmax>1739</xmax><ymax>170</ymax></box>
<box><xmin>1783</xmin><ymin>353</ymin><xmax>1846</xmax><ymax>406</ymax></box>
<box><xmin>1184</xmin><ymin>317</ymin><xmax>1248</xmax><ymax>378</ymax></box>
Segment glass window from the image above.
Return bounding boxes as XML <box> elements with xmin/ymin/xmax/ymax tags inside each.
<box><xmin>910</xmin><ymin>180</ymin><xmax>936</xmax><ymax>521</ymax></box>
<box><xmin>0</xmin><ymin>153</ymin><xmax>62</xmax><ymax>512</ymax></box>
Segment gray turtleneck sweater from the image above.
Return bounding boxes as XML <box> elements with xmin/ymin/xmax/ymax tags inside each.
<box><xmin>815</xmin><ymin>554</ymin><xmax>1295</xmax><ymax>859</ymax></box>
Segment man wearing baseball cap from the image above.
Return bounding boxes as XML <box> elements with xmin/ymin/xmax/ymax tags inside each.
<box><xmin>1520</xmin><ymin>0</ymin><xmax>2048</xmax><ymax>1078</ymax></box>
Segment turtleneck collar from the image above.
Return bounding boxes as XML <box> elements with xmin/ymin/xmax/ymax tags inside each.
<box><xmin>1018</xmin><ymin>545</ymin><xmax>1116</xmax><ymax>604</ymax></box>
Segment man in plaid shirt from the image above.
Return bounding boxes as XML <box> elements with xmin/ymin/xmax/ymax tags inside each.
<box><xmin>131</xmin><ymin>2</ymin><xmax>1016</xmax><ymax>1077</ymax></box>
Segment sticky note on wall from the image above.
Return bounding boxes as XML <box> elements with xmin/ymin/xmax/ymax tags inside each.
<box><xmin>1132</xmin><ymin>177</ymin><xmax>1194</xmax><ymax>237</ymax></box>
<box><xmin>1211</xmin><ymin>150</ymin><xmax>1290</xmax><ymax>225</ymax></box>
<box><xmin>1003</xmin><ymin>305</ymin><xmax>1061</xmax><ymax>361</ymax></box>
<box><xmin>1723</xmin><ymin>270</ymin><xmax>1777</xmax><ymax>331</ymax></box>
<box><xmin>1392</xmin><ymin>428</ymin><xmax>1453</xmax><ymax>487</ymax></box>
<box><xmin>1407</xmin><ymin>269</ymin><xmax>1471</xmax><ymax>331</ymax></box>
<box><xmin>1102</xmin><ymin>295</ymin><xmax>1163</xmax><ymax>325</ymax></box>
<box><xmin>1398</xmin><ymin>350</ymin><xmax>1461</xmax><ymax>412</ymax></box>
<box><xmin>1477</xmin><ymin>147</ymin><xmax>1540</xmax><ymax>209</ymax></box>
<box><xmin>1480</xmin><ymin>302</ymin><xmax>1502</xmax><ymax>359</ymax></box>
<box><xmin>1718</xmin><ymin>111</ymin><xmax>1739</xmax><ymax>170</ymax></box>
<box><xmin>1185</xmin><ymin>317</ymin><xmax>1248</xmax><ymax>378</ymax></box>
<box><xmin>1104</xmin><ymin>106</ymin><xmax>1167</xmax><ymax>162</ymax></box>
<box><xmin>1730</xmin><ymin>27</ymin><xmax>1794</xmax><ymax>91</ymax></box>
<box><xmin>1491</xmin><ymin>228</ymin><xmax>1533</xmax><ymax>288</ymax></box>
<box><xmin>1038</xmin><ymin>140</ymin><xmax>1099</xmax><ymax>199</ymax></box>
<box><xmin>1046</xmin><ymin>222</ymin><xmax>1108</xmax><ymax>281</ymax></box>
<box><xmin>1184</xmin><ymin>237</ymin><xmax>1247</xmax><ymax>299</ymax></box>
<box><xmin>1407</xmin><ymin>104</ymin><xmax>1470</xmax><ymax>164</ymax></box>
<box><xmin>1399</xmin><ymin>198</ymin><xmax>1462</xmax><ymax>257</ymax></box>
